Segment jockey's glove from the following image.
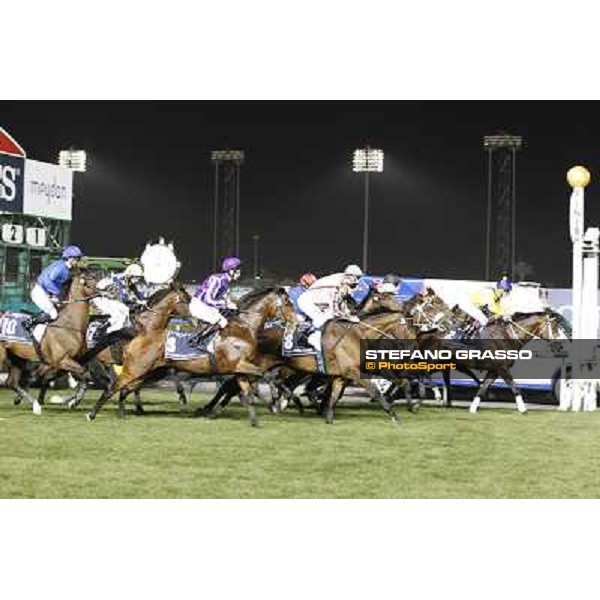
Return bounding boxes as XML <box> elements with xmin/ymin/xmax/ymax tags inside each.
<box><xmin>348</xmin><ymin>315</ymin><xmax>360</xmax><ymax>323</ymax></box>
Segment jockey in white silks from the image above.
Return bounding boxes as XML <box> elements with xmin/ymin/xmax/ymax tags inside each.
<box><xmin>92</xmin><ymin>264</ymin><xmax>146</xmax><ymax>335</ymax></box>
<box><xmin>296</xmin><ymin>264</ymin><xmax>362</xmax><ymax>350</ymax></box>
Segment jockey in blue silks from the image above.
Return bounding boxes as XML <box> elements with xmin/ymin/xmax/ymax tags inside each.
<box><xmin>496</xmin><ymin>272</ymin><xmax>513</xmax><ymax>294</ymax></box>
<box><xmin>189</xmin><ymin>256</ymin><xmax>242</xmax><ymax>330</ymax></box>
<box><xmin>287</xmin><ymin>273</ymin><xmax>317</xmax><ymax>318</ymax></box>
<box><xmin>27</xmin><ymin>245</ymin><xmax>84</xmax><ymax>328</ymax></box>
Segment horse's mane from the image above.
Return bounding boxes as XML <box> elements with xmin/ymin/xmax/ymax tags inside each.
<box><xmin>511</xmin><ymin>311</ymin><xmax>547</xmax><ymax>320</ymax></box>
<box><xmin>147</xmin><ymin>286</ymin><xmax>173</xmax><ymax>307</ymax></box>
<box><xmin>237</xmin><ymin>286</ymin><xmax>281</xmax><ymax>309</ymax></box>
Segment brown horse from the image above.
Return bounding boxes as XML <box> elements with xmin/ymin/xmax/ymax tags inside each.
<box><xmin>0</xmin><ymin>270</ymin><xmax>98</xmax><ymax>414</ymax></box>
<box><xmin>199</xmin><ymin>284</ymin><xmax>416</xmax><ymax>418</ymax></box>
<box><xmin>62</xmin><ymin>284</ymin><xmax>192</xmax><ymax>411</ymax></box>
<box><xmin>85</xmin><ymin>287</ymin><xmax>298</xmax><ymax>425</ymax></box>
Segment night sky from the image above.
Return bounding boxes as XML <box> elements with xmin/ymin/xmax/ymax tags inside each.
<box><xmin>1</xmin><ymin>101</ymin><xmax>598</xmax><ymax>286</ymax></box>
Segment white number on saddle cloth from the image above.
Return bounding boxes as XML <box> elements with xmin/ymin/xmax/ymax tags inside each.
<box><xmin>165</xmin><ymin>336</ymin><xmax>176</xmax><ymax>353</ymax></box>
<box><xmin>0</xmin><ymin>316</ymin><xmax>18</xmax><ymax>337</ymax></box>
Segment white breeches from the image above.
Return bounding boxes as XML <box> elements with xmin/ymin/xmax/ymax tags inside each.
<box><xmin>296</xmin><ymin>295</ymin><xmax>332</xmax><ymax>328</ymax></box>
<box><xmin>31</xmin><ymin>284</ymin><xmax>58</xmax><ymax>319</ymax></box>
<box><xmin>189</xmin><ymin>297</ymin><xmax>227</xmax><ymax>327</ymax></box>
<box><xmin>92</xmin><ymin>297</ymin><xmax>130</xmax><ymax>333</ymax></box>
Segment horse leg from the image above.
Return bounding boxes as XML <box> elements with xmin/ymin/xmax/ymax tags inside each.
<box><xmin>118</xmin><ymin>388</ymin><xmax>140</xmax><ymax>419</ymax></box>
<box><xmin>195</xmin><ymin>378</ymin><xmax>237</xmax><ymax>417</ymax></box>
<box><xmin>324</xmin><ymin>378</ymin><xmax>345</xmax><ymax>424</ymax></box>
<box><xmin>6</xmin><ymin>361</ymin><xmax>40</xmax><ymax>414</ymax></box>
<box><xmin>174</xmin><ymin>372</ymin><xmax>188</xmax><ymax>405</ymax></box>
<box><xmin>405</xmin><ymin>378</ymin><xmax>420</xmax><ymax>413</ymax></box>
<box><xmin>237</xmin><ymin>376</ymin><xmax>258</xmax><ymax>427</ymax></box>
<box><xmin>360</xmin><ymin>379</ymin><xmax>399</xmax><ymax>424</ymax></box>
<box><xmin>469</xmin><ymin>371</ymin><xmax>495</xmax><ymax>413</ymax></box>
<box><xmin>502</xmin><ymin>371</ymin><xmax>527</xmax><ymax>413</ymax></box>
<box><xmin>132</xmin><ymin>389</ymin><xmax>145</xmax><ymax>415</ymax></box>
<box><xmin>443</xmin><ymin>368</ymin><xmax>451</xmax><ymax>407</ymax></box>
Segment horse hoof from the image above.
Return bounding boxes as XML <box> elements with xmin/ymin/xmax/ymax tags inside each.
<box><xmin>32</xmin><ymin>403</ymin><xmax>42</xmax><ymax>416</ymax></box>
<box><xmin>13</xmin><ymin>397</ymin><xmax>21</xmax><ymax>406</ymax></box>
<box><xmin>86</xmin><ymin>412</ymin><xmax>95</xmax><ymax>422</ymax></box>
<box><xmin>133</xmin><ymin>407</ymin><xmax>144</xmax><ymax>416</ymax></box>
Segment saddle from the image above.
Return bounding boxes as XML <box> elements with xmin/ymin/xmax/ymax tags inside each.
<box><xmin>189</xmin><ymin>322</ymin><xmax>219</xmax><ymax>349</ymax></box>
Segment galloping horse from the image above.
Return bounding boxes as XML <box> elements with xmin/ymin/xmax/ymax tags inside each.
<box><xmin>85</xmin><ymin>287</ymin><xmax>298</xmax><ymax>426</ymax></box>
<box><xmin>467</xmin><ymin>309</ymin><xmax>570</xmax><ymax>413</ymax></box>
<box><xmin>64</xmin><ymin>283</ymin><xmax>192</xmax><ymax>411</ymax></box>
<box><xmin>0</xmin><ymin>270</ymin><xmax>98</xmax><ymax>414</ymax></box>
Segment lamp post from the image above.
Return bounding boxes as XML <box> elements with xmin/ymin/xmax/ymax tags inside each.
<box><xmin>253</xmin><ymin>234</ymin><xmax>260</xmax><ymax>279</ymax></box>
<box><xmin>57</xmin><ymin>149</ymin><xmax>87</xmax><ymax>248</ymax></box>
<box><xmin>352</xmin><ymin>146</ymin><xmax>384</xmax><ymax>273</ymax></box>
<box><xmin>562</xmin><ymin>165</ymin><xmax>598</xmax><ymax>411</ymax></box>
<box><xmin>211</xmin><ymin>150</ymin><xmax>245</xmax><ymax>271</ymax></box>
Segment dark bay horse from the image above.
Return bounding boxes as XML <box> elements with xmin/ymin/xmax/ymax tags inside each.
<box><xmin>85</xmin><ymin>287</ymin><xmax>298</xmax><ymax>426</ymax></box>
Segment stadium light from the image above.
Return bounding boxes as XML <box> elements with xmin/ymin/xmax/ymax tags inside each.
<box><xmin>210</xmin><ymin>149</ymin><xmax>245</xmax><ymax>270</ymax></box>
<box><xmin>352</xmin><ymin>146</ymin><xmax>384</xmax><ymax>272</ymax></box>
<box><xmin>58</xmin><ymin>149</ymin><xmax>87</xmax><ymax>172</ymax></box>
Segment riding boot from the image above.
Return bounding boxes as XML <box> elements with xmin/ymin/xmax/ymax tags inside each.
<box><xmin>24</xmin><ymin>313</ymin><xmax>53</xmax><ymax>362</ymax></box>
<box><xmin>189</xmin><ymin>323</ymin><xmax>217</xmax><ymax>348</ymax></box>
<box><xmin>24</xmin><ymin>312</ymin><xmax>53</xmax><ymax>331</ymax></box>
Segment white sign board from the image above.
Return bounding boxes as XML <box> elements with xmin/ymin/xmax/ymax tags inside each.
<box><xmin>25</xmin><ymin>227</ymin><xmax>46</xmax><ymax>247</ymax></box>
<box><xmin>570</xmin><ymin>187</ymin><xmax>584</xmax><ymax>243</ymax></box>
<box><xmin>23</xmin><ymin>159</ymin><xmax>73</xmax><ymax>221</ymax></box>
<box><xmin>2</xmin><ymin>223</ymin><xmax>23</xmax><ymax>244</ymax></box>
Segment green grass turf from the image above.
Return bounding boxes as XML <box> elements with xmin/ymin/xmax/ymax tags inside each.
<box><xmin>1</xmin><ymin>388</ymin><xmax>600</xmax><ymax>498</ymax></box>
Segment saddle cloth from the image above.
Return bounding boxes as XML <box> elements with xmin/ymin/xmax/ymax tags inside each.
<box><xmin>0</xmin><ymin>313</ymin><xmax>46</xmax><ymax>344</ymax></box>
<box><xmin>165</xmin><ymin>318</ymin><xmax>217</xmax><ymax>360</ymax></box>
<box><xmin>0</xmin><ymin>312</ymin><xmax>109</xmax><ymax>348</ymax></box>
<box><xmin>281</xmin><ymin>321</ymin><xmax>316</xmax><ymax>357</ymax></box>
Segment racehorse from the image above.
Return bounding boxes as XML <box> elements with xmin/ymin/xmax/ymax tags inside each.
<box><xmin>0</xmin><ymin>270</ymin><xmax>98</xmax><ymax>414</ymax></box>
<box><xmin>60</xmin><ymin>285</ymin><xmax>193</xmax><ymax>412</ymax></box>
<box><xmin>467</xmin><ymin>309</ymin><xmax>570</xmax><ymax>413</ymax></box>
<box><xmin>196</xmin><ymin>284</ymin><xmax>411</xmax><ymax>416</ymax></box>
<box><xmin>85</xmin><ymin>287</ymin><xmax>298</xmax><ymax>426</ymax></box>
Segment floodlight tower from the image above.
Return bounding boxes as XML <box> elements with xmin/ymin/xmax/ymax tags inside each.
<box><xmin>483</xmin><ymin>134</ymin><xmax>522</xmax><ymax>280</ymax></box>
<box><xmin>211</xmin><ymin>150</ymin><xmax>244</xmax><ymax>270</ymax></box>
<box><xmin>57</xmin><ymin>148</ymin><xmax>88</xmax><ymax>248</ymax></box>
<box><xmin>352</xmin><ymin>146</ymin><xmax>384</xmax><ymax>273</ymax></box>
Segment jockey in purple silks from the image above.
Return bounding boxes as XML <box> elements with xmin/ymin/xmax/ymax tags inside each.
<box><xmin>189</xmin><ymin>257</ymin><xmax>242</xmax><ymax>329</ymax></box>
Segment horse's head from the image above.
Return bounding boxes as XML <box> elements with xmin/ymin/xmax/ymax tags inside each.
<box><xmin>238</xmin><ymin>287</ymin><xmax>298</xmax><ymax>326</ymax></box>
<box><xmin>406</xmin><ymin>289</ymin><xmax>455</xmax><ymax>332</ymax></box>
<box><xmin>358</xmin><ymin>284</ymin><xmax>404</xmax><ymax>316</ymax></box>
<box><xmin>68</xmin><ymin>269</ymin><xmax>98</xmax><ymax>300</ymax></box>
<box><xmin>505</xmin><ymin>309</ymin><xmax>572</xmax><ymax>342</ymax></box>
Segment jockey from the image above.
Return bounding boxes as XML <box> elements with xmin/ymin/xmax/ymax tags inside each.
<box><xmin>377</xmin><ymin>273</ymin><xmax>401</xmax><ymax>294</ymax></box>
<box><xmin>496</xmin><ymin>272</ymin><xmax>513</xmax><ymax>302</ymax></box>
<box><xmin>282</xmin><ymin>272</ymin><xmax>317</xmax><ymax>351</ymax></box>
<box><xmin>287</xmin><ymin>272</ymin><xmax>318</xmax><ymax>319</ymax></box>
<box><xmin>296</xmin><ymin>264</ymin><xmax>362</xmax><ymax>350</ymax></box>
<box><xmin>92</xmin><ymin>263</ymin><xmax>146</xmax><ymax>335</ymax></box>
<box><xmin>26</xmin><ymin>245</ymin><xmax>84</xmax><ymax>329</ymax></box>
<box><xmin>189</xmin><ymin>256</ymin><xmax>241</xmax><ymax>330</ymax></box>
